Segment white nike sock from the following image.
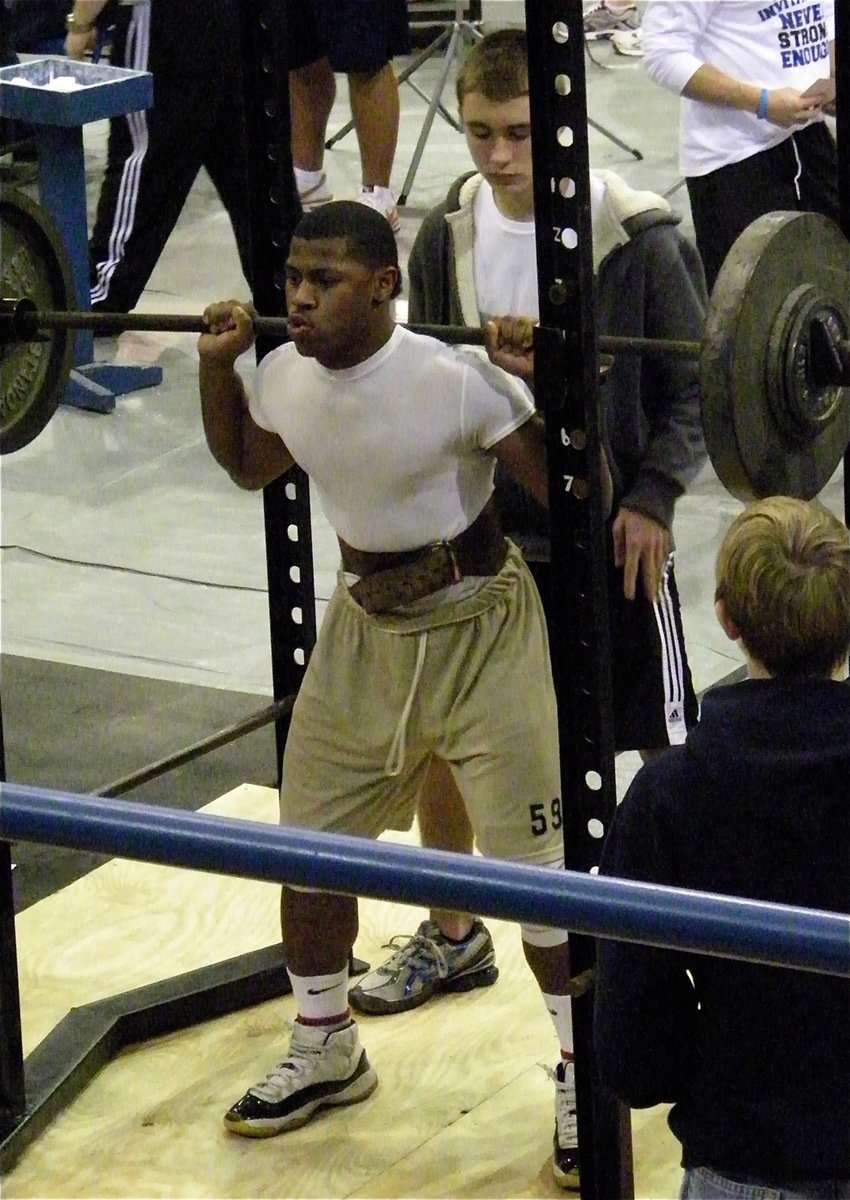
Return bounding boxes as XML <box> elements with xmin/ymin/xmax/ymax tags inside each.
<box><xmin>543</xmin><ymin>991</ymin><xmax>575</xmax><ymax>1057</ymax></box>
<box><xmin>288</xmin><ymin>968</ymin><xmax>349</xmax><ymax>1024</ymax></box>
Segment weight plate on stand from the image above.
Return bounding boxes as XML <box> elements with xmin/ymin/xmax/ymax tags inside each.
<box><xmin>1</xmin><ymin>186</ymin><xmax>75</xmax><ymax>454</ymax></box>
<box><xmin>700</xmin><ymin>210</ymin><xmax>850</xmax><ymax>501</ymax></box>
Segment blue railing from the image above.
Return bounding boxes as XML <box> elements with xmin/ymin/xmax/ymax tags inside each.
<box><xmin>1</xmin><ymin>782</ymin><xmax>848</xmax><ymax>977</ymax></box>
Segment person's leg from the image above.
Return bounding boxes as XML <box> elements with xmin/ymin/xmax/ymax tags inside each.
<box><xmin>288</xmin><ymin>57</ymin><xmax>336</xmax><ymax>207</ymax></box>
<box><xmin>347</xmin><ymin>64</ymin><xmax>401</xmax><ymax>230</ymax></box>
<box><xmin>203</xmin><ymin>127</ymin><xmax>256</xmax><ymax>294</ymax></box>
<box><xmin>224</xmin><ymin>893</ymin><xmax>377</xmax><ymax>1138</ymax></box>
<box><xmin>202</xmin><ymin>11</ymin><xmax>262</xmax><ymax>293</ymax></box>
<box><xmin>348</xmin><ymin>756</ymin><xmax>498</xmax><ymax>1016</ymax></box>
<box><xmin>224</xmin><ymin>883</ymin><xmax>376</xmax><ymax>1139</ymax></box>
<box><xmin>289</xmin><ymin>57</ymin><xmax>336</xmax><ymax>171</ymax></box>
<box><xmin>608</xmin><ymin>553</ymin><xmax>698</xmax><ymax>756</ymax></box>
<box><xmin>686</xmin><ymin>140</ymin><xmax>801</xmax><ymax>291</ymax></box>
<box><xmin>438</xmin><ymin>549</ymin><xmax>580</xmax><ymax>1187</ymax></box>
<box><xmin>224</xmin><ymin>587</ymin><xmax>432</xmax><ymax>1135</ymax></box>
<box><xmin>280</xmin><ymin>887</ymin><xmax>357</xmax><ymax>976</ymax></box>
<box><xmin>793</xmin><ymin>121</ymin><xmax>840</xmax><ymax>225</ymax></box>
<box><xmin>320</xmin><ymin>0</ymin><xmax>409</xmax><ymax>230</ymax></box>
<box><xmin>284</xmin><ymin>0</ymin><xmax>333</xmax><ymax>206</ymax></box>
<box><xmin>347</xmin><ymin>64</ymin><xmax>399</xmax><ymax>190</ymax></box>
<box><xmin>679</xmin><ymin>1165</ymin><xmax>829</xmax><ymax>1199</ymax></box>
<box><xmin>417</xmin><ymin>757</ymin><xmax>475</xmax><ymax>938</ymax></box>
<box><xmin>89</xmin><ymin>3</ymin><xmax>203</xmax><ymax>312</ymax></box>
<box><xmin>520</xmin><ymin>911</ymin><xmax>581</xmax><ymax>1190</ymax></box>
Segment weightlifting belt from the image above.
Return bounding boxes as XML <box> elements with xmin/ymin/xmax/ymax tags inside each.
<box><xmin>339</xmin><ymin>499</ymin><xmax>507</xmax><ymax>615</ymax></box>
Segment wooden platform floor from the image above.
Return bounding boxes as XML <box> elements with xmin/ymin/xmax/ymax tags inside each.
<box><xmin>5</xmin><ymin>785</ymin><xmax>683</xmax><ymax>1199</ymax></box>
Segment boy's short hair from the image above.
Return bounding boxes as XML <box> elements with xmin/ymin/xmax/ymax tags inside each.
<box><xmin>456</xmin><ymin>27</ymin><xmax>528</xmax><ymax>109</ymax></box>
<box><xmin>715</xmin><ymin>497</ymin><xmax>850</xmax><ymax>677</ymax></box>
<box><xmin>293</xmin><ymin>201</ymin><xmax>402</xmax><ymax>298</ymax></box>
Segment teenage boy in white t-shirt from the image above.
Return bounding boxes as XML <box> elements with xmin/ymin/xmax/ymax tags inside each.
<box><xmin>347</xmin><ymin>31</ymin><xmax>707</xmax><ymax>1187</ymax></box>
<box><xmin>198</xmin><ymin>200</ymin><xmax>609</xmax><ymax>1188</ymax></box>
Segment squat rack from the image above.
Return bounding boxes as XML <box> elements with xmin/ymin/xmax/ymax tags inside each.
<box><xmin>1</xmin><ymin>2</ymin><xmax>848</xmax><ymax>1195</ymax></box>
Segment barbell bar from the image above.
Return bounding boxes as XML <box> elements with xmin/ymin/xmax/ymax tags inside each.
<box><xmin>0</xmin><ymin>298</ymin><xmax>703</xmax><ymax>361</ymax></box>
<box><xmin>2</xmin><ymin>183</ymin><xmax>849</xmax><ymax>501</ymax></box>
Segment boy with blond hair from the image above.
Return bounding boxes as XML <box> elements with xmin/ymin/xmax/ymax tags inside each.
<box><xmin>594</xmin><ymin>497</ymin><xmax>850</xmax><ymax>1198</ymax></box>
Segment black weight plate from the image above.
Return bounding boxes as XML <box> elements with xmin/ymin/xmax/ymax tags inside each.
<box><xmin>0</xmin><ymin>186</ymin><xmax>75</xmax><ymax>454</ymax></box>
<box><xmin>700</xmin><ymin>210</ymin><xmax>850</xmax><ymax>501</ymax></box>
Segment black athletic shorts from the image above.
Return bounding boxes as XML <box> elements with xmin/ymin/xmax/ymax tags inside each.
<box><xmin>527</xmin><ymin>552</ymin><xmax>699</xmax><ymax>753</ymax></box>
<box><xmin>288</xmin><ymin>0</ymin><xmax>411</xmax><ymax>73</ymax></box>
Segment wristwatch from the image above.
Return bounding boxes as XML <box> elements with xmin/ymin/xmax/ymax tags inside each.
<box><xmin>65</xmin><ymin>12</ymin><xmax>97</xmax><ymax>33</ymax></box>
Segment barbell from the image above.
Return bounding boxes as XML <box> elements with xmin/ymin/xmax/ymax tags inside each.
<box><xmin>2</xmin><ymin>185</ymin><xmax>849</xmax><ymax>501</ymax></box>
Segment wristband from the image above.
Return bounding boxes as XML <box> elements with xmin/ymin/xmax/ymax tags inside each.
<box><xmin>756</xmin><ymin>88</ymin><xmax>769</xmax><ymax>120</ymax></box>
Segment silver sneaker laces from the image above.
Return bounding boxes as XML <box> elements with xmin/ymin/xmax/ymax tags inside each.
<box><xmin>377</xmin><ymin>931</ymin><xmax>450</xmax><ymax>981</ymax></box>
<box><xmin>542</xmin><ymin>1063</ymin><xmax>578</xmax><ymax>1146</ymax></box>
<box><xmin>248</xmin><ymin>1031</ymin><xmax>326</xmax><ymax>1101</ymax></box>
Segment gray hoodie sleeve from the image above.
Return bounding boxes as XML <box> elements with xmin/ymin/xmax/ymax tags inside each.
<box><xmin>604</xmin><ymin>220</ymin><xmax>708</xmax><ymax>530</ymax></box>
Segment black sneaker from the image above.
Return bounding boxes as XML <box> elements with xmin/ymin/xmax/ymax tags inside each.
<box><xmin>548</xmin><ymin>1058</ymin><xmax>580</xmax><ymax>1189</ymax></box>
<box><xmin>223</xmin><ymin>1020</ymin><xmax>378</xmax><ymax>1137</ymax></box>
<box><xmin>348</xmin><ymin>918</ymin><xmax>498</xmax><ymax>1015</ymax></box>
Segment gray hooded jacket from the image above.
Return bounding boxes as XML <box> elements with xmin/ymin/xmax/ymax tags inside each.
<box><xmin>407</xmin><ymin>170</ymin><xmax>708</xmax><ymax>533</ymax></box>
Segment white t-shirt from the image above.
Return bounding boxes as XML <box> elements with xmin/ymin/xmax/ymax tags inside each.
<box><xmin>250</xmin><ymin>326</ymin><xmax>535</xmax><ymax>552</ymax></box>
<box><xmin>643</xmin><ymin>0</ymin><xmax>835</xmax><ymax>177</ymax></box>
<box><xmin>473</xmin><ymin>181</ymin><xmax>540</xmax><ymax>323</ymax></box>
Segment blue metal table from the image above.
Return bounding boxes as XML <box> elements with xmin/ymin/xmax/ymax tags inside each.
<box><xmin>0</xmin><ymin>56</ymin><xmax>162</xmax><ymax>412</ymax></box>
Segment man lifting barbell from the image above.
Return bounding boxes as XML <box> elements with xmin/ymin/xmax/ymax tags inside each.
<box><xmin>196</xmin><ymin>198</ymin><xmax>607</xmax><ymax>1180</ymax></box>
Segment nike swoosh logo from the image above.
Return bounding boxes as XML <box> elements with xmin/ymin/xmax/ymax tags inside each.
<box><xmin>307</xmin><ymin>985</ymin><xmax>339</xmax><ymax>995</ymax></box>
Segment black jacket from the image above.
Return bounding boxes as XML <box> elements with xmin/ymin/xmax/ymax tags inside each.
<box><xmin>594</xmin><ymin>677</ymin><xmax>850</xmax><ymax>1179</ymax></box>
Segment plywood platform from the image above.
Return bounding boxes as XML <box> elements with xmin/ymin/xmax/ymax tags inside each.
<box><xmin>4</xmin><ymin>785</ymin><xmax>682</xmax><ymax>1198</ymax></box>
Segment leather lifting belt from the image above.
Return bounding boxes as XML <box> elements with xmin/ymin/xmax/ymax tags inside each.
<box><xmin>339</xmin><ymin>498</ymin><xmax>508</xmax><ymax>615</ymax></box>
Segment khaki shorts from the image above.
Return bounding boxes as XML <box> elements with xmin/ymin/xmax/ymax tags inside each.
<box><xmin>280</xmin><ymin>542</ymin><xmax>564</xmax><ymax>867</ymax></box>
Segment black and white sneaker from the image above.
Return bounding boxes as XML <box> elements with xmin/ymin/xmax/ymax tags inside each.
<box><xmin>223</xmin><ymin>1021</ymin><xmax>378</xmax><ymax>1138</ymax></box>
<box><xmin>547</xmin><ymin>1058</ymin><xmax>580</xmax><ymax>1189</ymax></box>
<box><xmin>348</xmin><ymin>919</ymin><xmax>498</xmax><ymax>1015</ymax></box>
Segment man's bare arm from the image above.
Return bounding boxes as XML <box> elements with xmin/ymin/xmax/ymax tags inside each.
<box><xmin>492</xmin><ymin>417</ymin><xmax>613</xmax><ymax>517</ymax></box>
<box><xmin>682</xmin><ymin>64</ymin><xmax>823</xmax><ymax>126</ymax></box>
<box><xmin>486</xmin><ymin>315</ymin><xmax>613</xmax><ymax>515</ymax></box>
<box><xmin>64</xmin><ymin>1</ymin><xmax>110</xmax><ymax>58</ymax></box>
<box><xmin>492</xmin><ymin>415</ymin><xmax>549</xmax><ymax>509</ymax></box>
<box><xmin>198</xmin><ymin>301</ymin><xmax>294</xmax><ymax>490</ymax></box>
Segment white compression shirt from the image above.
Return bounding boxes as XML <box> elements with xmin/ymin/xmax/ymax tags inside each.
<box><xmin>250</xmin><ymin>325</ymin><xmax>535</xmax><ymax>552</ymax></box>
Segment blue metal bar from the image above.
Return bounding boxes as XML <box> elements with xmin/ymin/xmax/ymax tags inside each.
<box><xmin>1</xmin><ymin>783</ymin><xmax>848</xmax><ymax>978</ymax></box>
